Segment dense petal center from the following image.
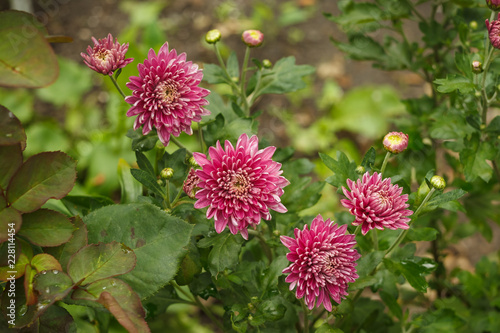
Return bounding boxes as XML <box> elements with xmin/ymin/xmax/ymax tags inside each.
<box><xmin>155</xmin><ymin>79</ymin><xmax>180</xmax><ymax>105</ymax></box>
<box><xmin>221</xmin><ymin>168</ymin><xmax>252</xmax><ymax>199</ymax></box>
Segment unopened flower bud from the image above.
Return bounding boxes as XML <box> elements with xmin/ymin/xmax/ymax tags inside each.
<box><xmin>183</xmin><ymin>168</ymin><xmax>201</xmax><ymax>199</ymax></box>
<box><xmin>472</xmin><ymin>60</ymin><xmax>483</xmax><ymax>74</ymax></box>
<box><xmin>486</xmin><ymin>13</ymin><xmax>500</xmax><ymax>49</ymax></box>
<box><xmin>486</xmin><ymin>0</ymin><xmax>500</xmax><ymax>11</ymax></box>
<box><xmin>205</xmin><ymin>29</ymin><xmax>221</xmax><ymax>44</ymax></box>
<box><xmin>161</xmin><ymin>168</ymin><xmax>174</xmax><ymax>179</ymax></box>
<box><xmin>480</xmin><ymin>124</ymin><xmax>486</xmax><ymax>130</ymax></box>
<box><xmin>355</xmin><ymin>165</ymin><xmax>366</xmax><ymax>174</ymax></box>
<box><xmin>383</xmin><ymin>132</ymin><xmax>409</xmax><ymax>154</ymax></box>
<box><xmin>262</xmin><ymin>59</ymin><xmax>272</xmax><ymax>68</ymax></box>
<box><xmin>470</xmin><ymin>21</ymin><xmax>478</xmax><ymax>30</ymax></box>
<box><xmin>242</xmin><ymin>30</ymin><xmax>264</xmax><ymax>47</ymax></box>
<box><xmin>430</xmin><ymin>175</ymin><xmax>446</xmax><ymax>190</ymax></box>
<box><xmin>273</xmin><ymin>229</ymin><xmax>280</xmax><ymax>236</ymax></box>
<box><xmin>188</xmin><ymin>156</ymin><xmax>199</xmax><ymax>168</ymax></box>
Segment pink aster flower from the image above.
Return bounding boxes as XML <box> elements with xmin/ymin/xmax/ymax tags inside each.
<box><xmin>486</xmin><ymin>13</ymin><xmax>500</xmax><ymax>49</ymax></box>
<box><xmin>341</xmin><ymin>172</ymin><xmax>413</xmax><ymax>235</ymax></box>
<box><xmin>125</xmin><ymin>42</ymin><xmax>210</xmax><ymax>146</ymax></box>
<box><xmin>193</xmin><ymin>133</ymin><xmax>289</xmax><ymax>239</ymax></box>
<box><xmin>383</xmin><ymin>131</ymin><xmax>409</xmax><ymax>154</ymax></box>
<box><xmin>281</xmin><ymin>215</ymin><xmax>360</xmax><ymax>311</ymax></box>
<box><xmin>81</xmin><ymin>33</ymin><xmax>133</xmax><ymax>75</ymax></box>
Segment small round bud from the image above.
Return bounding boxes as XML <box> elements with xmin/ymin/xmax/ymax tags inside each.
<box><xmin>242</xmin><ymin>30</ymin><xmax>264</xmax><ymax>47</ymax></box>
<box><xmin>157</xmin><ymin>179</ymin><xmax>165</xmax><ymax>186</ymax></box>
<box><xmin>475</xmin><ymin>91</ymin><xmax>482</xmax><ymax>97</ymax></box>
<box><xmin>355</xmin><ymin>165</ymin><xmax>366</xmax><ymax>174</ymax></box>
<box><xmin>470</xmin><ymin>21</ymin><xmax>478</xmax><ymax>30</ymax></box>
<box><xmin>486</xmin><ymin>0</ymin><xmax>500</xmax><ymax>11</ymax></box>
<box><xmin>480</xmin><ymin>124</ymin><xmax>486</xmax><ymax>130</ymax></box>
<box><xmin>205</xmin><ymin>29</ymin><xmax>221</xmax><ymax>44</ymax></box>
<box><xmin>430</xmin><ymin>175</ymin><xmax>446</xmax><ymax>190</ymax></box>
<box><xmin>272</xmin><ymin>229</ymin><xmax>280</xmax><ymax>236</ymax></box>
<box><xmin>160</xmin><ymin>168</ymin><xmax>174</xmax><ymax>179</ymax></box>
<box><xmin>472</xmin><ymin>60</ymin><xmax>483</xmax><ymax>74</ymax></box>
<box><xmin>188</xmin><ymin>156</ymin><xmax>199</xmax><ymax>168</ymax></box>
<box><xmin>383</xmin><ymin>132</ymin><xmax>409</xmax><ymax>154</ymax></box>
<box><xmin>262</xmin><ymin>59</ymin><xmax>272</xmax><ymax>68</ymax></box>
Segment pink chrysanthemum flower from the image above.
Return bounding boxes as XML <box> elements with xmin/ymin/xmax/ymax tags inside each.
<box><xmin>193</xmin><ymin>133</ymin><xmax>289</xmax><ymax>239</ymax></box>
<box><xmin>125</xmin><ymin>42</ymin><xmax>210</xmax><ymax>146</ymax></box>
<box><xmin>383</xmin><ymin>132</ymin><xmax>409</xmax><ymax>154</ymax></box>
<box><xmin>341</xmin><ymin>172</ymin><xmax>413</xmax><ymax>235</ymax></box>
<box><xmin>280</xmin><ymin>215</ymin><xmax>360</xmax><ymax>311</ymax></box>
<box><xmin>81</xmin><ymin>33</ymin><xmax>133</xmax><ymax>75</ymax></box>
<box><xmin>486</xmin><ymin>13</ymin><xmax>500</xmax><ymax>49</ymax></box>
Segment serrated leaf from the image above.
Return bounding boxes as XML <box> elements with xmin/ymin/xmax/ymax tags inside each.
<box><xmin>426</xmin><ymin>189</ymin><xmax>467</xmax><ymax>208</ymax></box>
<box><xmin>0</xmin><ymin>11</ymin><xmax>59</xmax><ymax>88</ymax></box>
<box><xmin>7</xmin><ymin>151</ymin><xmax>76</xmax><ymax>213</ymax></box>
<box><xmin>320</xmin><ymin>151</ymin><xmax>358</xmax><ymax>189</ymax></box>
<box><xmin>202</xmin><ymin>63</ymin><xmax>232</xmax><ymax>85</ymax></box>
<box><xmin>83</xmin><ymin>203</ymin><xmax>193</xmax><ymax>299</ymax></box>
<box><xmin>44</xmin><ymin>216</ymin><xmax>88</xmax><ymax>270</ymax></box>
<box><xmin>460</xmin><ymin>134</ymin><xmax>494</xmax><ymax>182</ymax></box>
<box><xmin>72</xmin><ymin>278</ymin><xmax>150</xmax><ymax>333</ymax></box>
<box><xmin>407</xmin><ymin>227</ymin><xmax>438</xmax><ymax>241</ymax></box>
<box><xmin>332</xmin><ymin>35</ymin><xmax>386</xmax><ymax>61</ymax></box>
<box><xmin>486</xmin><ymin>116</ymin><xmax>500</xmax><ymax>134</ymax></box>
<box><xmin>348</xmin><ymin>275</ymin><xmax>378</xmax><ymax>291</ymax></box>
<box><xmin>198</xmin><ymin>232</ymin><xmax>244</xmax><ymax>277</ymax></box>
<box><xmin>254</xmin><ymin>56</ymin><xmax>314</xmax><ymax>97</ymax></box>
<box><xmin>17</xmin><ymin>209</ymin><xmax>75</xmax><ymax>247</ymax></box>
<box><xmin>385</xmin><ymin>258</ymin><xmax>428</xmax><ymax>293</ymax></box>
<box><xmin>361</xmin><ymin>147</ymin><xmax>376</xmax><ymax>171</ymax></box>
<box><xmin>67</xmin><ymin>241</ymin><xmax>136</xmax><ymax>286</ymax></box>
<box><xmin>434</xmin><ymin>75</ymin><xmax>474</xmax><ymax>94</ymax></box>
<box><xmin>0</xmin><ymin>105</ymin><xmax>26</xmax><ymax>149</ymax></box>
<box><xmin>226</xmin><ymin>51</ymin><xmax>240</xmax><ymax>78</ymax></box>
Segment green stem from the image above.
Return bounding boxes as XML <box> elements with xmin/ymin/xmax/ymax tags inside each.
<box><xmin>300</xmin><ymin>299</ymin><xmax>310</xmax><ymax>333</ymax></box>
<box><xmin>248</xmin><ymin>229</ymin><xmax>273</xmax><ymax>263</ymax></box>
<box><xmin>384</xmin><ymin>188</ymin><xmax>436</xmax><ymax>258</ymax></box>
<box><xmin>247</xmin><ymin>69</ymin><xmax>263</xmax><ymax>106</ymax></box>
<box><xmin>310</xmin><ymin>309</ymin><xmax>327</xmax><ymax>330</ymax></box>
<box><xmin>380</xmin><ymin>151</ymin><xmax>392</xmax><ymax>176</ymax></box>
<box><xmin>198</xmin><ymin>126</ymin><xmax>205</xmax><ymax>153</ymax></box>
<box><xmin>165</xmin><ymin>180</ymin><xmax>171</xmax><ymax>209</ymax></box>
<box><xmin>170</xmin><ymin>136</ymin><xmax>193</xmax><ymax>155</ymax></box>
<box><xmin>214</xmin><ymin>43</ymin><xmax>240</xmax><ymax>96</ymax></box>
<box><xmin>240</xmin><ymin>46</ymin><xmax>251</xmax><ymax>115</ymax></box>
<box><xmin>109</xmin><ymin>75</ymin><xmax>126</xmax><ymax>99</ymax></box>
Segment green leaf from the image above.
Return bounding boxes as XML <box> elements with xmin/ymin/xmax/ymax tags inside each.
<box><xmin>460</xmin><ymin>134</ymin><xmax>494</xmax><ymax>182</ymax></box>
<box><xmin>434</xmin><ymin>75</ymin><xmax>474</xmax><ymax>94</ymax></box>
<box><xmin>486</xmin><ymin>116</ymin><xmax>500</xmax><ymax>134</ymax></box>
<box><xmin>407</xmin><ymin>227</ymin><xmax>438</xmax><ymax>241</ymax></box>
<box><xmin>37</xmin><ymin>305</ymin><xmax>76</xmax><ymax>333</ymax></box>
<box><xmin>385</xmin><ymin>258</ymin><xmax>428</xmax><ymax>293</ymax></box>
<box><xmin>126</xmin><ymin>129</ymin><xmax>158</xmax><ymax>152</ymax></box>
<box><xmin>379</xmin><ymin>290</ymin><xmax>402</xmax><ymax>320</ymax></box>
<box><xmin>7</xmin><ymin>151</ymin><xmax>77</xmax><ymax>213</ymax></box>
<box><xmin>0</xmin><ymin>204</ymin><xmax>22</xmax><ymax>243</ymax></box>
<box><xmin>349</xmin><ymin>275</ymin><xmax>378</xmax><ymax>291</ymax></box>
<box><xmin>0</xmin><ymin>105</ymin><xmax>26</xmax><ymax>148</ymax></box>
<box><xmin>316</xmin><ymin>323</ymin><xmax>344</xmax><ymax>333</ymax></box>
<box><xmin>226</xmin><ymin>51</ymin><xmax>240</xmax><ymax>79</ymax></box>
<box><xmin>0</xmin><ymin>11</ymin><xmax>59</xmax><ymax>88</ymax></box>
<box><xmin>67</xmin><ymin>241</ymin><xmax>136</xmax><ymax>285</ymax></box>
<box><xmin>130</xmin><ymin>168</ymin><xmax>165</xmax><ymax>198</ymax></box>
<box><xmin>331</xmin><ymin>35</ymin><xmax>386</xmax><ymax>61</ymax></box>
<box><xmin>33</xmin><ymin>269</ymin><xmax>74</xmax><ymax>304</ymax></box>
<box><xmin>118</xmin><ymin>158</ymin><xmax>143</xmax><ymax>204</ymax></box>
<box><xmin>426</xmin><ymin>189</ymin><xmax>467</xmax><ymax>208</ymax></box>
<box><xmin>254</xmin><ymin>56</ymin><xmax>315</xmax><ymax>97</ymax></box>
<box><xmin>83</xmin><ymin>203</ymin><xmax>193</xmax><ymax>299</ymax></box>
<box><xmin>361</xmin><ymin>147</ymin><xmax>376</xmax><ymax>171</ymax></box>
<box><xmin>135</xmin><ymin>151</ymin><xmax>155</xmax><ymax>176</ymax></box>
<box><xmin>61</xmin><ymin>195</ymin><xmax>115</xmax><ymax>217</ymax></box>
<box><xmin>202</xmin><ymin>63</ymin><xmax>232</xmax><ymax>85</ymax></box>
<box><xmin>158</xmin><ymin>148</ymin><xmax>188</xmax><ymax>187</ymax></box>
<box><xmin>198</xmin><ymin>232</ymin><xmax>244</xmax><ymax>277</ymax></box>
<box><xmin>72</xmin><ymin>278</ymin><xmax>149</xmax><ymax>333</ymax></box>
<box><xmin>319</xmin><ymin>151</ymin><xmax>358</xmax><ymax>189</ymax></box>
<box><xmin>0</xmin><ymin>144</ymin><xmax>23</xmax><ymax>191</ymax></box>
<box><xmin>18</xmin><ymin>209</ymin><xmax>75</xmax><ymax>247</ymax></box>
<box><xmin>356</xmin><ymin>251</ymin><xmax>385</xmax><ymax>279</ymax></box>
<box><xmin>44</xmin><ymin>216</ymin><xmax>88</xmax><ymax>270</ymax></box>
<box><xmin>0</xmin><ymin>253</ymin><xmax>28</xmax><ymax>281</ymax></box>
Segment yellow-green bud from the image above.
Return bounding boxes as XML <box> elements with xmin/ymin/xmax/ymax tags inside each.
<box><xmin>262</xmin><ymin>59</ymin><xmax>272</xmax><ymax>68</ymax></box>
<box><xmin>355</xmin><ymin>165</ymin><xmax>366</xmax><ymax>174</ymax></box>
<box><xmin>161</xmin><ymin>168</ymin><xmax>174</xmax><ymax>179</ymax></box>
<box><xmin>273</xmin><ymin>229</ymin><xmax>280</xmax><ymax>236</ymax></box>
<box><xmin>472</xmin><ymin>60</ymin><xmax>483</xmax><ymax>74</ymax></box>
<box><xmin>188</xmin><ymin>156</ymin><xmax>199</xmax><ymax>168</ymax></box>
<box><xmin>205</xmin><ymin>29</ymin><xmax>221</xmax><ymax>44</ymax></box>
<box><xmin>430</xmin><ymin>175</ymin><xmax>446</xmax><ymax>190</ymax></box>
<box><xmin>480</xmin><ymin>124</ymin><xmax>486</xmax><ymax>130</ymax></box>
<box><xmin>469</xmin><ymin>21</ymin><xmax>478</xmax><ymax>30</ymax></box>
